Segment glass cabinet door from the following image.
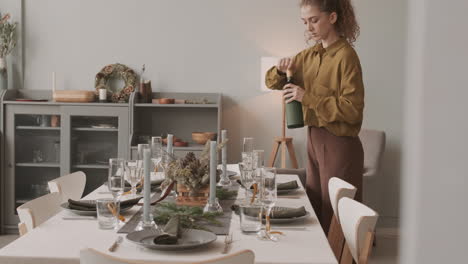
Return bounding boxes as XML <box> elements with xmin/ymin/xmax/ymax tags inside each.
<box><xmin>14</xmin><ymin>113</ymin><xmax>62</xmax><ymax>206</ymax></box>
<box><xmin>70</xmin><ymin>115</ymin><xmax>119</xmax><ymax>196</ymax></box>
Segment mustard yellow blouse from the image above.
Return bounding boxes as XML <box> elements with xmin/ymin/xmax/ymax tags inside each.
<box><xmin>265</xmin><ymin>38</ymin><xmax>365</xmax><ymax>137</ymax></box>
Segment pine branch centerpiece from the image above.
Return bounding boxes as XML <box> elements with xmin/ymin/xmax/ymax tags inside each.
<box><xmin>161</xmin><ymin>140</ymin><xmax>228</xmax><ymax>206</ymax></box>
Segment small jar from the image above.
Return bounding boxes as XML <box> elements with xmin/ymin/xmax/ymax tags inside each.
<box><xmin>99</xmin><ymin>88</ymin><xmax>107</xmax><ymax>103</ymax></box>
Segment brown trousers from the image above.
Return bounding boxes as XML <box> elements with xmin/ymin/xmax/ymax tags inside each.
<box><xmin>306</xmin><ymin>127</ymin><xmax>363</xmax><ymax>234</ymax></box>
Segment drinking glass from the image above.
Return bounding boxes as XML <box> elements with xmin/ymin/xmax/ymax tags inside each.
<box><xmin>239</xmin><ymin>204</ymin><xmax>263</xmax><ymax>233</ymax></box>
<box><xmin>258</xmin><ymin>167</ymin><xmax>277</xmax><ymax>240</ymax></box>
<box><xmin>96</xmin><ymin>198</ymin><xmax>120</xmax><ymax>229</ymax></box>
<box><xmin>137</xmin><ymin>144</ymin><xmax>150</xmax><ymax>160</ymax></box>
<box><xmin>243</xmin><ymin>137</ymin><xmax>254</xmax><ymax>153</ymax></box>
<box><xmin>124</xmin><ymin>160</ymin><xmax>143</xmax><ymax>197</ymax></box>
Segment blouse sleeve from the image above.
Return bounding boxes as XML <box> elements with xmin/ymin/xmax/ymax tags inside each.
<box><xmin>264</xmin><ymin>51</ymin><xmax>306</xmax><ymax>91</ymax></box>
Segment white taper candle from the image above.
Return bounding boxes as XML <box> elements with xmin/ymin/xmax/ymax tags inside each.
<box><xmin>143</xmin><ymin>149</ymin><xmax>151</xmax><ymax>222</ymax></box>
<box><xmin>209</xmin><ymin>141</ymin><xmax>217</xmax><ymax>204</ymax></box>
<box><xmin>167</xmin><ymin>134</ymin><xmax>173</xmax><ymax>155</ymax></box>
<box><xmin>221</xmin><ymin>130</ymin><xmax>227</xmax><ymax>176</ymax></box>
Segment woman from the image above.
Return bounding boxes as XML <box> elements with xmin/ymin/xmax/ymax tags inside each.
<box><xmin>265</xmin><ymin>0</ymin><xmax>364</xmax><ymax>234</ymax></box>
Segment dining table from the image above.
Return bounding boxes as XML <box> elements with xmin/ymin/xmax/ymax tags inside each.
<box><xmin>0</xmin><ymin>164</ymin><xmax>337</xmax><ymax>264</ymax></box>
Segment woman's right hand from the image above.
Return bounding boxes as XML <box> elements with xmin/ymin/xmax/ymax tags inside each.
<box><xmin>277</xmin><ymin>57</ymin><xmax>294</xmax><ymax>74</ymax></box>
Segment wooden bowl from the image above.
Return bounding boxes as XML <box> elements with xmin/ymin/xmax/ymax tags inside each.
<box><xmin>192</xmin><ymin>132</ymin><xmax>217</xmax><ymax>145</ymax></box>
<box><xmin>158</xmin><ymin>98</ymin><xmax>175</xmax><ymax>104</ymax></box>
<box><xmin>174</xmin><ymin>141</ymin><xmax>189</xmax><ymax>147</ymax></box>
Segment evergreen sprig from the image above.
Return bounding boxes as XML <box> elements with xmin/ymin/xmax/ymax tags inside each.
<box><xmin>153</xmin><ymin>202</ymin><xmax>223</xmax><ymax>231</ymax></box>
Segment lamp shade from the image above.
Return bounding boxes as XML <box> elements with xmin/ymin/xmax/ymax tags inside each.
<box><xmin>260</xmin><ymin>57</ymin><xmax>279</xmax><ymax>92</ymax></box>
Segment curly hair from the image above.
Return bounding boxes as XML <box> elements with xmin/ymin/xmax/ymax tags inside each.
<box><xmin>300</xmin><ymin>0</ymin><xmax>360</xmax><ymax>44</ymax></box>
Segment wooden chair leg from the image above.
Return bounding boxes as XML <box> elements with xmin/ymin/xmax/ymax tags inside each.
<box><xmin>340</xmin><ymin>243</ymin><xmax>353</xmax><ymax>264</ymax></box>
<box><xmin>280</xmin><ymin>141</ymin><xmax>287</xmax><ymax>168</ymax></box>
<box><xmin>358</xmin><ymin>231</ymin><xmax>375</xmax><ymax>264</ymax></box>
<box><xmin>328</xmin><ymin>215</ymin><xmax>345</xmax><ymax>262</ymax></box>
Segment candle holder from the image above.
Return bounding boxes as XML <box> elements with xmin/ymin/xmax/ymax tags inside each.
<box><xmin>203</xmin><ymin>198</ymin><xmax>223</xmax><ymax>213</ymax></box>
<box><xmin>135</xmin><ymin>213</ymin><xmax>158</xmax><ymax>231</ymax></box>
<box><xmin>218</xmin><ymin>163</ymin><xmax>232</xmax><ymax>186</ymax></box>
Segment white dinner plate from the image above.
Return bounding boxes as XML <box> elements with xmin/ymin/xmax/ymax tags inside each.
<box><xmin>126</xmin><ymin>229</ymin><xmax>217</xmax><ymax>251</ymax></box>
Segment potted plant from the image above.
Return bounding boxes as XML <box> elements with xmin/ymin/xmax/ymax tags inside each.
<box><xmin>0</xmin><ymin>13</ymin><xmax>17</xmax><ymax>90</ymax></box>
<box><xmin>162</xmin><ymin>140</ymin><xmax>227</xmax><ymax>206</ymax></box>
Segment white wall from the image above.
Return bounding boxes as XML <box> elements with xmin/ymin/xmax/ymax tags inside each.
<box><xmin>5</xmin><ymin>0</ymin><xmax>406</xmax><ymax>221</ymax></box>
<box><xmin>400</xmin><ymin>0</ymin><xmax>468</xmax><ymax>263</ymax></box>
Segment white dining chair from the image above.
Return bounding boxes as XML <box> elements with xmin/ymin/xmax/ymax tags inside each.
<box><xmin>327</xmin><ymin>177</ymin><xmax>357</xmax><ymax>261</ymax></box>
<box><xmin>338</xmin><ymin>197</ymin><xmax>379</xmax><ymax>264</ymax></box>
<box><xmin>79</xmin><ymin>248</ymin><xmax>255</xmax><ymax>264</ymax></box>
<box><xmin>48</xmin><ymin>171</ymin><xmax>86</xmax><ymax>202</ymax></box>
<box><xmin>16</xmin><ymin>192</ymin><xmax>63</xmax><ymax>236</ymax></box>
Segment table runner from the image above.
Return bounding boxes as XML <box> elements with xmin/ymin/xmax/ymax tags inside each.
<box><xmin>118</xmin><ymin>185</ymin><xmax>239</xmax><ymax>235</ymax></box>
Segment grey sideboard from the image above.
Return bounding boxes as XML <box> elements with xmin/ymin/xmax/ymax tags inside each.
<box><xmin>0</xmin><ymin>90</ymin><xmax>222</xmax><ymax>233</ymax></box>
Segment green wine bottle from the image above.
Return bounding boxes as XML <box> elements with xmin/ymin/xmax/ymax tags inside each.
<box><xmin>285</xmin><ymin>70</ymin><xmax>305</xmax><ymax>129</ymax></box>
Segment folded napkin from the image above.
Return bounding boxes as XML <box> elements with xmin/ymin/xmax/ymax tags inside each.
<box><xmin>153</xmin><ymin>215</ymin><xmax>180</xmax><ymax>245</ymax></box>
<box><xmin>231</xmin><ymin>204</ymin><xmax>307</xmax><ymax>219</ymax></box>
<box><xmin>236</xmin><ymin>180</ymin><xmax>298</xmax><ymax>190</ymax></box>
<box><xmin>277</xmin><ymin>180</ymin><xmax>299</xmax><ymax>190</ymax></box>
<box><xmin>67</xmin><ymin>197</ymin><xmax>141</xmax><ymax>211</ymax></box>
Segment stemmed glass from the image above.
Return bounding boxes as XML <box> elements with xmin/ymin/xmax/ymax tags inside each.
<box><xmin>252</xmin><ymin>150</ymin><xmax>265</xmax><ymax>205</ymax></box>
<box><xmin>124</xmin><ymin>160</ymin><xmax>143</xmax><ymax>198</ymax></box>
<box><xmin>258</xmin><ymin>167</ymin><xmax>277</xmax><ymax>241</ymax></box>
<box><xmin>151</xmin><ymin>137</ymin><xmax>163</xmax><ymax>177</ymax></box>
<box><xmin>108</xmin><ymin>158</ymin><xmax>125</xmax><ymax>228</ymax></box>
<box><xmin>239</xmin><ymin>152</ymin><xmax>255</xmax><ymax>203</ymax></box>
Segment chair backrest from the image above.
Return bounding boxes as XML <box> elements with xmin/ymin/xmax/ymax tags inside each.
<box><xmin>338</xmin><ymin>197</ymin><xmax>379</xmax><ymax>264</ymax></box>
<box><xmin>48</xmin><ymin>171</ymin><xmax>86</xmax><ymax>202</ymax></box>
<box><xmin>329</xmin><ymin>177</ymin><xmax>357</xmax><ymax>221</ymax></box>
<box><xmin>358</xmin><ymin>129</ymin><xmax>386</xmax><ymax>177</ymax></box>
<box><xmin>327</xmin><ymin>177</ymin><xmax>357</xmax><ymax>261</ymax></box>
<box><xmin>80</xmin><ymin>248</ymin><xmax>255</xmax><ymax>264</ymax></box>
<box><xmin>16</xmin><ymin>192</ymin><xmax>63</xmax><ymax>234</ymax></box>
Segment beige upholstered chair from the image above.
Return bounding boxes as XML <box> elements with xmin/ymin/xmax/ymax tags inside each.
<box><xmin>338</xmin><ymin>197</ymin><xmax>379</xmax><ymax>264</ymax></box>
<box><xmin>327</xmin><ymin>177</ymin><xmax>357</xmax><ymax>261</ymax></box>
<box><xmin>16</xmin><ymin>192</ymin><xmax>63</xmax><ymax>236</ymax></box>
<box><xmin>358</xmin><ymin>129</ymin><xmax>386</xmax><ymax>208</ymax></box>
<box><xmin>48</xmin><ymin>171</ymin><xmax>86</xmax><ymax>202</ymax></box>
<box><xmin>79</xmin><ymin>248</ymin><xmax>255</xmax><ymax>264</ymax></box>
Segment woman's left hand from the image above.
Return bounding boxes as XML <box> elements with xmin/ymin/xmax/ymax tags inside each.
<box><xmin>283</xmin><ymin>83</ymin><xmax>305</xmax><ymax>103</ymax></box>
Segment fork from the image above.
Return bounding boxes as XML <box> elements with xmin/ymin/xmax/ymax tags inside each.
<box><xmin>108</xmin><ymin>236</ymin><xmax>123</xmax><ymax>252</ymax></box>
<box><xmin>222</xmin><ymin>233</ymin><xmax>233</xmax><ymax>254</ymax></box>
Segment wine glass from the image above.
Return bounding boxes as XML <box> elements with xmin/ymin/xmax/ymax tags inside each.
<box><xmin>258</xmin><ymin>167</ymin><xmax>277</xmax><ymax>241</ymax></box>
<box><xmin>243</xmin><ymin>137</ymin><xmax>254</xmax><ymax>153</ymax></box>
<box><xmin>108</xmin><ymin>158</ymin><xmax>125</xmax><ymax>228</ymax></box>
<box><xmin>239</xmin><ymin>152</ymin><xmax>255</xmax><ymax>203</ymax></box>
<box><xmin>252</xmin><ymin>150</ymin><xmax>265</xmax><ymax>205</ymax></box>
<box><xmin>108</xmin><ymin>158</ymin><xmax>125</xmax><ymax>200</ymax></box>
<box><xmin>151</xmin><ymin>137</ymin><xmax>163</xmax><ymax>177</ymax></box>
<box><xmin>124</xmin><ymin>160</ymin><xmax>143</xmax><ymax>197</ymax></box>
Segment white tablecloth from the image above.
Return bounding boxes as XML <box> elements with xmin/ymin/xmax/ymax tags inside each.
<box><xmin>0</xmin><ymin>165</ymin><xmax>337</xmax><ymax>264</ymax></box>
